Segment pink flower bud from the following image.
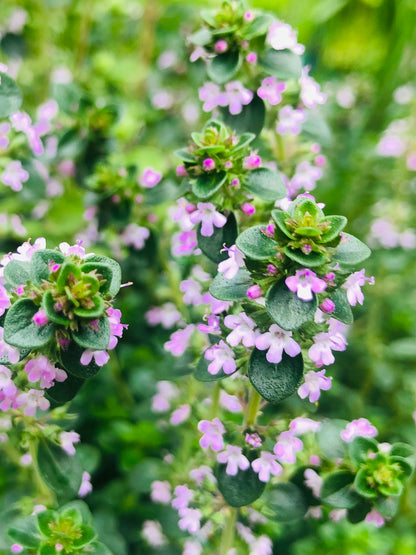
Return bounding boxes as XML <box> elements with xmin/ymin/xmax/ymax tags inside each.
<box><xmin>112</xmin><ymin>194</ymin><xmax>120</xmax><ymax>203</ymax></box>
<box><xmin>247</xmin><ymin>284</ymin><xmax>262</xmax><ymax>299</ymax></box>
<box><xmin>16</xmin><ymin>285</ymin><xmax>25</xmax><ymax>296</ymax></box>
<box><xmin>243</xmin><ymin>154</ymin><xmax>261</xmax><ymax>170</ymax></box>
<box><xmin>309</xmin><ymin>455</ymin><xmax>321</xmax><ymax>466</ymax></box>
<box><xmin>224</xmin><ymin>160</ymin><xmax>233</xmax><ymax>169</ymax></box>
<box><xmin>245</xmin><ymin>52</ymin><xmax>257</xmax><ymax>64</ymax></box>
<box><xmin>148</xmin><ymin>213</ymin><xmax>158</xmax><ymax>223</ymax></box>
<box><xmin>244</xmin><ymin>11</ymin><xmax>255</xmax><ymax>21</ymax></box>
<box><xmin>176</xmin><ymin>165</ymin><xmax>188</xmax><ymax>177</ymax></box>
<box><xmin>311</xmin><ymin>143</ymin><xmax>321</xmax><ymax>153</ymax></box>
<box><xmin>185</xmin><ymin>203</ymin><xmax>196</xmax><ymax>213</ymax></box>
<box><xmin>319</xmin><ymin>298</ymin><xmax>335</xmax><ymax>313</ymax></box>
<box><xmin>202</xmin><ymin>158</ymin><xmax>216</xmax><ymax>171</ymax></box>
<box><xmin>301</xmin><ymin>244</ymin><xmax>312</xmax><ymax>254</ymax></box>
<box><xmin>58</xmin><ymin>336</ymin><xmax>70</xmax><ymax>348</ymax></box>
<box><xmin>231</xmin><ymin>178</ymin><xmax>240</xmax><ymax>187</ymax></box>
<box><xmin>32</xmin><ymin>310</ymin><xmax>49</xmax><ymax>327</ymax></box>
<box><xmin>267</xmin><ymin>264</ymin><xmax>278</xmax><ymax>274</ymax></box>
<box><xmin>241</xmin><ymin>202</ymin><xmax>255</xmax><ymax>216</ymax></box>
<box><xmin>214</xmin><ymin>40</ymin><xmax>228</xmax><ymax>53</ymax></box>
<box><xmin>11</xmin><ymin>545</ymin><xmax>23</xmax><ymax>554</ymax></box>
<box><xmin>265</xmin><ymin>224</ymin><xmax>275</xmax><ymax>237</ymax></box>
<box><xmin>50</xmin><ymin>263</ymin><xmax>60</xmax><ymax>272</ymax></box>
<box><xmin>315</xmin><ymin>155</ymin><xmax>327</xmax><ymax>166</ymax></box>
<box><xmin>324</xmin><ymin>272</ymin><xmax>335</xmax><ymax>282</ymax></box>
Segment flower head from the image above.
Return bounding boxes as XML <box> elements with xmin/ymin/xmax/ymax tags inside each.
<box><xmin>217</xmin><ymin>445</ymin><xmax>250</xmax><ymax>476</ymax></box>
<box><xmin>298</xmin><ymin>369</ymin><xmax>332</xmax><ymax>402</ymax></box>
<box><xmin>286</xmin><ymin>269</ymin><xmax>327</xmax><ymax>301</ymax></box>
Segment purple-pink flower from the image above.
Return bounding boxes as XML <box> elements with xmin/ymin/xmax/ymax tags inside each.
<box><xmin>164</xmin><ymin>324</ymin><xmax>195</xmax><ymax>356</ymax></box>
<box><xmin>273</xmin><ymin>431</ymin><xmax>303</xmax><ymax>463</ymax></box>
<box><xmin>178</xmin><ymin>508</ymin><xmax>202</xmax><ymax>534</ymax></box>
<box><xmin>14</xmin><ymin>389</ymin><xmax>50</xmax><ymax>416</ymax></box>
<box><xmin>224</xmin><ymin>312</ymin><xmax>258</xmax><ymax>348</ymax></box>
<box><xmin>172</xmin><ymin>484</ymin><xmax>194</xmax><ymax>510</ymax></box>
<box><xmin>298</xmin><ymin>369</ymin><xmax>332</xmax><ymax>402</ymax></box>
<box><xmin>286</xmin><ymin>269</ymin><xmax>327</xmax><ymax>301</ymax></box>
<box><xmin>257</xmin><ymin>77</ymin><xmax>286</xmax><ymax>106</ymax></box>
<box><xmin>223</xmin><ymin>81</ymin><xmax>253</xmax><ymax>115</ymax></box>
<box><xmin>217</xmin><ymin>445</ymin><xmax>250</xmax><ymax>476</ymax></box>
<box><xmin>80</xmin><ymin>349</ymin><xmax>110</xmax><ymax>367</ymax></box>
<box><xmin>300</xmin><ymin>66</ymin><xmax>327</xmax><ymax>108</ymax></box>
<box><xmin>341</xmin><ymin>418</ymin><xmax>378</xmax><ymax>442</ymax></box>
<box><xmin>255</xmin><ymin>324</ymin><xmax>301</xmax><ymax>364</ymax></box>
<box><xmin>150</xmin><ymin>480</ymin><xmax>171</xmax><ymax>504</ymax></box>
<box><xmin>189</xmin><ymin>203</ymin><xmax>227</xmax><ymax>237</ymax></box>
<box><xmin>25</xmin><ymin>356</ymin><xmax>67</xmax><ymax>389</ymax></box>
<box><xmin>342</xmin><ymin>269</ymin><xmax>375</xmax><ymax>306</ymax></box>
<box><xmin>78</xmin><ymin>471</ymin><xmax>93</xmax><ymax>498</ymax></box>
<box><xmin>170</xmin><ymin>404</ymin><xmax>191</xmax><ymax>426</ymax></box>
<box><xmin>304</xmin><ymin>468</ymin><xmax>323</xmax><ymax>497</ymax></box>
<box><xmin>59</xmin><ymin>430</ymin><xmax>80</xmax><ymax>455</ymax></box>
<box><xmin>1</xmin><ymin>161</ymin><xmax>29</xmax><ymax>192</ymax></box>
<box><xmin>139</xmin><ymin>168</ymin><xmax>162</xmax><ymax>188</ymax></box>
<box><xmin>204</xmin><ymin>340</ymin><xmax>236</xmax><ymax>375</ymax></box>
<box><xmin>198</xmin><ymin>417</ymin><xmax>225</xmax><ymax>451</ymax></box>
<box><xmin>266</xmin><ymin>21</ymin><xmax>305</xmax><ymax>55</ymax></box>
<box><xmin>251</xmin><ymin>451</ymin><xmax>283</xmax><ymax>482</ymax></box>
<box><xmin>276</xmin><ymin>105</ymin><xmax>306</xmax><ymax>135</ymax></box>
<box><xmin>217</xmin><ymin>245</ymin><xmax>245</xmax><ymax>280</ymax></box>
<box><xmin>308</xmin><ymin>331</ymin><xmax>347</xmax><ymax>367</ymax></box>
<box><xmin>0</xmin><ymin>284</ymin><xmax>10</xmax><ymax>316</ymax></box>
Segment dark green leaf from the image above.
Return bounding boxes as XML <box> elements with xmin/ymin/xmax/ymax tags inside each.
<box><xmin>320</xmin><ymin>215</ymin><xmax>347</xmax><ymax>243</ymax></box>
<box><xmin>42</xmin><ymin>290</ymin><xmax>70</xmax><ymax>325</ymax></box>
<box><xmin>321</xmin><ymin>471</ymin><xmax>360</xmax><ymax>508</ymax></box>
<box><xmin>192</xmin><ymin>171</ymin><xmax>227</xmax><ymax>199</ymax></box>
<box><xmin>265</xmin><ymin>280</ymin><xmax>317</xmax><ymax>331</ymax></box>
<box><xmin>236</xmin><ymin>225</ymin><xmax>278</xmax><ymax>260</ymax></box>
<box><xmin>3</xmin><ymin>260</ymin><xmax>30</xmax><ymax>287</ymax></box>
<box><xmin>259</xmin><ymin>49</ymin><xmax>302</xmax><ymax>80</ymax></box>
<box><xmin>283</xmin><ymin>246</ymin><xmax>327</xmax><ymax>267</ymax></box>
<box><xmin>207</xmin><ymin>50</ymin><xmax>240</xmax><ymax>84</ymax></box>
<box><xmin>46</xmin><ymin>372</ymin><xmax>85</xmax><ymax>405</ymax></box>
<box><xmin>30</xmin><ymin>249</ymin><xmax>65</xmax><ymax>285</ymax></box>
<box><xmin>375</xmin><ymin>495</ymin><xmax>400</xmax><ymax>518</ymax></box>
<box><xmin>243</xmin><ymin>168</ymin><xmax>286</xmax><ymax>201</ymax></box>
<box><xmin>88</xmin><ymin>542</ymin><xmax>114</xmax><ymax>555</ymax></box>
<box><xmin>8</xmin><ymin>516</ymin><xmax>40</xmax><ymax>548</ymax></box>
<box><xmin>37</xmin><ymin>510</ymin><xmax>56</xmax><ymax>537</ymax></box>
<box><xmin>349</xmin><ymin>436</ymin><xmax>379</xmax><ymax>466</ymax></box>
<box><xmin>271</xmin><ymin>209</ymin><xmax>295</xmax><ymax>239</ymax></box>
<box><xmin>73</xmin><ymin>295</ymin><xmax>105</xmax><ymax>319</ymax></box>
<box><xmin>189</xmin><ymin>27</ymin><xmax>212</xmax><ymax>46</ymax></box>
<box><xmin>73</xmin><ymin>525</ymin><xmax>97</xmax><ymax>547</ymax></box>
<box><xmin>56</xmin><ymin>261</ymin><xmax>81</xmax><ymax>293</ymax></box>
<box><xmin>0</xmin><ymin>73</ymin><xmax>22</xmax><ymax>118</ymax></box>
<box><xmin>317</xmin><ymin>419</ymin><xmax>348</xmax><ymax>459</ymax></box>
<box><xmin>221</xmin><ymin>94</ymin><xmax>265</xmax><ymax>136</ymax></box>
<box><xmin>60</xmin><ymin>500</ymin><xmax>93</xmax><ymax>525</ymax></box>
<box><xmin>37</xmin><ymin>439</ymin><xmax>83</xmax><ymax>500</ymax></box>
<box><xmin>197</xmin><ymin>212</ymin><xmax>237</xmax><ymax>263</ymax></box>
<box><xmin>354</xmin><ymin>468</ymin><xmax>378</xmax><ymax>499</ymax></box>
<box><xmin>347</xmin><ymin>499</ymin><xmax>372</xmax><ymax>523</ymax></box>
<box><xmin>81</xmin><ymin>262</ymin><xmax>114</xmax><ymax>294</ymax></box>
<box><xmin>264</xmin><ymin>483</ymin><xmax>308</xmax><ymax>521</ymax></box>
<box><xmin>333</xmin><ymin>233</ymin><xmax>371</xmax><ymax>266</ymax></box>
<box><xmin>174</xmin><ymin>148</ymin><xmax>196</xmax><ymax>163</ymax></box>
<box><xmin>209</xmin><ymin>269</ymin><xmax>252</xmax><ymax>301</ymax></box>
<box><xmin>4</xmin><ymin>299</ymin><xmax>54</xmax><ymax>349</ymax></box>
<box><xmin>331</xmin><ymin>288</ymin><xmax>353</xmax><ymax>325</ymax></box>
<box><xmin>301</xmin><ymin>110</ymin><xmax>332</xmax><ymax>147</ymax></box>
<box><xmin>83</xmin><ymin>255</ymin><xmax>121</xmax><ymax>297</ymax></box>
<box><xmin>249</xmin><ymin>348</ymin><xmax>303</xmax><ymax>403</ymax></box>
<box><xmin>61</xmin><ymin>340</ymin><xmax>102</xmax><ymax>378</ymax></box>
<box><xmin>229</xmin><ymin>132</ymin><xmax>256</xmax><ymax>155</ymax></box>
<box><xmin>390</xmin><ymin>442</ymin><xmax>415</xmax><ymax>460</ymax></box>
<box><xmin>216</xmin><ymin>464</ymin><xmax>265</xmax><ymax>507</ymax></box>
<box><xmin>71</xmin><ymin>316</ymin><xmax>110</xmax><ymax>351</ymax></box>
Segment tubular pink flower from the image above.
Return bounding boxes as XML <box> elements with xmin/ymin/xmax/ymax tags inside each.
<box><xmin>189</xmin><ymin>203</ymin><xmax>227</xmax><ymax>237</ymax></box>
<box><xmin>342</xmin><ymin>269</ymin><xmax>375</xmax><ymax>306</ymax></box>
<box><xmin>198</xmin><ymin>418</ymin><xmax>225</xmax><ymax>451</ymax></box>
<box><xmin>341</xmin><ymin>418</ymin><xmax>378</xmax><ymax>442</ymax></box>
<box><xmin>224</xmin><ymin>313</ymin><xmax>258</xmax><ymax>348</ymax></box>
<box><xmin>217</xmin><ymin>445</ymin><xmax>250</xmax><ymax>476</ymax></box>
<box><xmin>217</xmin><ymin>245</ymin><xmax>245</xmax><ymax>280</ymax></box>
<box><xmin>273</xmin><ymin>431</ymin><xmax>303</xmax><ymax>463</ymax></box>
<box><xmin>204</xmin><ymin>340</ymin><xmax>236</xmax><ymax>375</ymax></box>
<box><xmin>255</xmin><ymin>324</ymin><xmax>301</xmax><ymax>364</ymax></box>
<box><xmin>251</xmin><ymin>451</ymin><xmax>283</xmax><ymax>482</ymax></box>
<box><xmin>298</xmin><ymin>369</ymin><xmax>332</xmax><ymax>402</ymax></box>
<box><xmin>286</xmin><ymin>269</ymin><xmax>327</xmax><ymax>301</ymax></box>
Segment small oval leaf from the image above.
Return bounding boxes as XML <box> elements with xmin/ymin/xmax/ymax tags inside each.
<box><xmin>236</xmin><ymin>225</ymin><xmax>278</xmax><ymax>260</ymax></box>
<box><xmin>209</xmin><ymin>269</ymin><xmax>252</xmax><ymax>302</ymax></box>
<box><xmin>265</xmin><ymin>280</ymin><xmax>317</xmax><ymax>331</ymax></box>
<box><xmin>243</xmin><ymin>167</ymin><xmax>286</xmax><ymax>201</ymax></box>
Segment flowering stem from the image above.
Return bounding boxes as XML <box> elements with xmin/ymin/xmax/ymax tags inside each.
<box><xmin>245</xmin><ymin>387</ymin><xmax>262</xmax><ymax>428</ymax></box>
<box><xmin>210</xmin><ymin>382</ymin><xmax>221</xmax><ymax>419</ymax></box>
<box><xmin>219</xmin><ymin>506</ymin><xmax>237</xmax><ymax>554</ymax></box>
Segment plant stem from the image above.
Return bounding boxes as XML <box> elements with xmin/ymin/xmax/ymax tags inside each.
<box><xmin>245</xmin><ymin>387</ymin><xmax>262</xmax><ymax>428</ymax></box>
<box><xmin>210</xmin><ymin>382</ymin><xmax>220</xmax><ymax>419</ymax></box>
<box><xmin>29</xmin><ymin>439</ymin><xmax>55</xmax><ymax>505</ymax></box>
<box><xmin>219</xmin><ymin>506</ymin><xmax>237</xmax><ymax>554</ymax></box>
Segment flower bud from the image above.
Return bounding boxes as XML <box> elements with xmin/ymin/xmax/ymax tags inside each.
<box><xmin>214</xmin><ymin>40</ymin><xmax>228</xmax><ymax>53</ymax></box>
<box><xmin>32</xmin><ymin>310</ymin><xmax>49</xmax><ymax>327</ymax></box>
<box><xmin>202</xmin><ymin>158</ymin><xmax>216</xmax><ymax>171</ymax></box>
<box><xmin>246</xmin><ymin>52</ymin><xmax>257</xmax><ymax>64</ymax></box>
<box><xmin>247</xmin><ymin>284</ymin><xmax>262</xmax><ymax>299</ymax></box>
<box><xmin>319</xmin><ymin>298</ymin><xmax>335</xmax><ymax>313</ymax></box>
<box><xmin>241</xmin><ymin>202</ymin><xmax>255</xmax><ymax>215</ymax></box>
<box><xmin>176</xmin><ymin>165</ymin><xmax>188</xmax><ymax>177</ymax></box>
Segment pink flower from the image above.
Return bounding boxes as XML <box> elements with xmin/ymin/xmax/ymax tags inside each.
<box><xmin>178</xmin><ymin>508</ymin><xmax>202</xmax><ymax>534</ymax></box>
<box><xmin>290</xmin><ymin>161</ymin><xmax>323</xmax><ymax>194</ymax></box>
<box><xmin>0</xmin><ymin>328</ymin><xmax>19</xmax><ymax>364</ymax></box>
<box><xmin>308</xmin><ymin>331</ymin><xmax>347</xmax><ymax>367</ymax></box>
<box><xmin>243</xmin><ymin>151</ymin><xmax>261</xmax><ymax>170</ymax></box>
<box><xmin>224</xmin><ymin>313</ymin><xmax>258</xmax><ymax>348</ymax></box>
<box><xmin>273</xmin><ymin>431</ymin><xmax>303</xmax><ymax>463</ymax></box>
<box><xmin>255</xmin><ymin>324</ymin><xmax>301</xmax><ymax>364</ymax></box>
<box><xmin>14</xmin><ymin>389</ymin><xmax>50</xmax><ymax>416</ymax></box>
<box><xmin>25</xmin><ymin>356</ymin><xmax>67</xmax><ymax>389</ymax></box>
<box><xmin>247</xmin><ymin>284</ymin><xmax>262</xmax><ymax>299</ymax></box>
<box><xmin>214</xmin><ymin>39</ymin><xmax>228</xmax><ymax>53</ymax></box>
<box><xmin>150</xmin><ymin>480</ymin><xmax>171</xmax><ymax>504</ymax></box>
<box><xmin>142</xmin><ymin>521</ymin><xmax>166</xmax><ymax>547</ymax></box>
<box><xmin>198</xmin><ymin>82</ymin><xmax>227</xmax><ymax>112</ymax></box>
<box><xmin>251</xmin><ymin>451</ymin><xmax>283</xmax><ymax>482</ymax></box>
<box><xmin>342</xmin><ymin>269</ymin><xmax>375</xmax><ymax>306</ymax></box>
<box><xmin>1</xmin><ymin>161</ymin><xmax>29</xmax><ymax>192</ymax></box>
<box><xmin>0</xmin><ymin>365</ymin><xmax>17</xmax><ymax>407</ymax></box>
<box><xmin>78</xmin><ymin>471</ymin><xmax>92</xmax><ymax>498</ymax></box>
<box><xmin>202</xmin><ymin>158</ymin><xmax>216</xmax><ymax>171</ymax></box>
<box><xmin>286</xmin><ymin>269</ymin><xmax>327</xmax><ymax>301</ymax></box>
<box><xmin>146</xmin><ymin>303</ymin><xmax>182</xmax><ymax>329</ymax></box>
<box><xmin>266</xmin><ymin>20</ymin><xmax>305</xmax><ymax>55</ymax></box>
<box><xmin>217</xmin><ymin>245</ymin><xmax>245</xmax><ymax>280</ymax></box>
<box><xmin>365</xmin><ymin>509</ymin><xmax>385</xmax><ymax>527</ymax></box>
<box><xmin>139</xmin><ymin>168</ymin><xmax>162</xmax><ymax>188</ymax></box>
<box><xmin>120</xmin><ymin>223</ymin><xmax>150</xmax><ymax>249</ymax></box>
<box><xmin>180</xmin><ymin>278</ymin><xmax>203</xmax><ymax>306</ymax></box>
<box><xmin>217</xmin><ymin>445</ymin><xmax>250</xmax><ymax>476</ymax></box>
<box><xmin>220</xmin><ymin>390</ymin><xmax>242</xmax><ymax>413</ymax></box>
<box><xmin>0</xmin><ymin>284</ymin><xmax>10</xmax><ymax>316</ymax></box>
<box><xmin>300</xmin><ymin>66</ymin><xmax>327</xmax><ymax>108</ymax></box>
<box><xmin>204</xmin><ymin>340</ymin><xmax>236</xmax><ymax>375</ymax></box>
<box><xmin>80</xmin><ymin>349</ymin><xmax>110</xmax><ymax>367</ymax></box>
<box><xmin>107</xmin><ymin>307</ymin><xmax>127</xmax><ymax>349</ymax></box>
<box><xmin>151</xmin><ymin>381</ymin><xmax>179</xmax><ymax>413</ymax></box>
<box><xmin>304</xmin><ymin>468</ymin><xmax>323</xmax><ymax>497</ymax></box>
<box><xmin>223</xmin><ymin>81</ymin><xmax>253</xmax><ymax>115</ymax></box>
<box><xmin>32</xmin><ymin>309</ymin><xmax>49</xmax><ymax>326</ymax></box>
<box><xmin>245</xmin><ymin>432</ymin><xmax>262</xmax><ymax>448</ymax></box>
<box><xmin>198</xmin><ymin>418</ymin><xmax>225</xmax><ymax>451</ymax></box>
<box><xmin>298</xmin><ymin>369</ymin><xmax>332</xmax><ymax>402</ymax></box>
<box><xmin>0</xmin><ymin>122</ymin><xmax>10</xmax><ymax>149</ymax></box>
<box><xmin>257</xmin><ymin>77</ymin><xmax>286</xmax><ymax>105</ymax></box>
<box><xmin>172</xmin><ymin>484</ymin><xmax>194</xmax><ymax>510</ymax></box>
<box><xmin>189</xmin><ymin>203</ymin><xmax>227</xmax><ymax>237</ymax></box>
<box><xmin>189</xmin><ymin>465</ymin><xmax>216</xmax><ymax>486</ymax></box>
<box><xmin>59</xmin><ymin>430</ymin><xmax>80</xmax><ymax>455</ymax></box>
<box><xmin>276</xmin><ymin>105</ymin><xmax>306</xmax><ymax>135</ymax></box>
<box><xmin>59</xmin><ymin>241</ymin><xmax>85</xmax><ymax>258</ymax></box>
<box><xmin>170</xmin><ymin>404</ymin><xmax>191</xmax><ymax>425</ymax></box>
<box><xmin>198</xmin><ymin>313</ymin><xmax>221</xmax><ymax>334</ymax></box>
<box><xmin>171</xmin><ymin>230</ymin><xmax>198</xmax><ymax>256</ymax></box>
<box><xmin>289</xmin><ymin>417</ymin><xmax>321</xmax><ymax>435</ymax></box>
<box><xmin>341</xmin><ymin>418</ymin><xmax>378</xmax><ymax>442</ymax></box>
<box><xmin>164</xmin><ymin>324</ymin><xmax>195</xmax><ymax>356</ymax></box>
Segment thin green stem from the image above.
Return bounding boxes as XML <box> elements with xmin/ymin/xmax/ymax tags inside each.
<box><xmin>245</xmin><ymin>387</ymin><xmax>262</xmax><ymax>428</ymax></box>
<box><xmin>219</xmin><ymin>507</ymin><xmax>237</xmax><ymax>554</ymax></box>
<box><xmin>210</xmin><ymin>382</ymin><xmax>221</xmax><ymax>419</ymax></box>
<box><xmin>29</xmin><ymin>439</ymin><xmax>55</xmax><ymax>505</ymax></box>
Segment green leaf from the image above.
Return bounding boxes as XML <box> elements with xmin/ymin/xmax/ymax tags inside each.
<box><xmin>271</xmin><ymin>209</ymin><xmax>295</xmax><ymax>239</ymax></box>
<box><xmin>333</xmin><ymin>233</ymin><xmax>371</xmax><ymax>266</ymax></box>
<box><xmin>8</xmin><ymin>516</ymin><xmax>40</xmax><ymax>548</ymax></box>
<box><xmin>388</xmin><ymin>339</ymin><xmax>416</xmax><ymax>361</ymax></box>
<box><xmin>73</xmin><ymin>525</ymin><xmax>97</xmax><ymax>547</ymax></box>
<box><xmin>265</xmin><ymin>280</ymin><xmax>317</xmax><ymax>331</ymax></box>
<box><xmin>263</xmin><ymin>483</ymin><xmax>308</xmax><ymax>522</ymax></box>
<box><xmin>46</xmin><ymin>372</ymin><xmax>85</xmax><ymax>405</ymax></box>
<box><xmin>30</xmin><ymin>249</ymin><xmax>65</xmax><ymax>285</ymax></box>
<box><xmin>331</xmin><ymin>288</ymin><xmax>353</xmax><ymax>325</ymax></box>
<box><xmin>209</xmin><ymin>269</ymin><xmax>252</xmax><ymax>301</ymax></box>
<box><xmin>347</xmin><ymin>499</ymin><xmax>372</xmax><ymax>523</ymax></box>
<box><xmin>390</xmin><ymin>455</ymin><xmax>414</xmax><ymax>478</ymax></box>
<box><xmin>192</xmin><ymin>171</ymin><xmax>227</xmax><ymax>199</ymax></box>
<box><xmin>283</xmin><ymin>246</ymin><xmax>327</xmax><ymax>267</ymax></box>
<box><xmin>73</xmin><ymin>295</ymin><xmax>105</xmax><ymax>319</ymax></box>
<box><xmin>349</xmin><ymin>436</ymin><xmax>379</xmax><ymax>466</ymax></box>
<box><xmin>3</xmin><ymin>260</ymin><xmax>31</xmax><ymax>287</ymax></box>
<box><xmin>354</xmin><ymin>468</ymin><xmax>378</xmax><ymax>499</ymax></box>
<box><xmin>236</xmin><ymin>225</ymin><xmax>278</xmax><ymax>260</ymax></box>
<box><xmin>174</xmin><ymin>148</ymin><xmax>196</xmax><ymax>163</ymax></box>
<box><xmin>301</xmin><ymin>110</ymin><xmax>332</xmax><ymax>147</ymax></box>
<box><xmin>292</xmin><ymin>197</ymin><xmax>323</xmax><ymax>221</ymax></box>
<box><xmin>0</xmin><ymin>74</ymin><xmax>22</xmax><ymax>118</ymax></box>
<box><xmin>4</xmin><ymin>299</ymin><xmax>55</xmax><ymax>349</ymax></box>
<box><xmin>188</xmin><ymin>27</ymin><xmax>212</xmax><ymax>46</ymax></box>
<box><xmin>248</xmin><ymin>348</ymin><xmax>303</xmax><ymax>403</ymax></box>
<box><xmin>60</xmin><ymin>341</ymin><xmax>102</xmax><ymax>378</ymax></box>
<box><xmin>42</xmin><ymin>290</ymin><xmax>70</xmax><ymax>325</ymax></box>
<box><xmin>57</xmin><ymin>261</ymin><xmax>81</xmax><ymax>293</ymax></box>
<box><xmin>87</xmin><ymin>542</ymin><xmax>114</xmax><ymax>555</ymax></box>
<box><xmin>216</xmin><ymin>464</ymin><xmax>265</xmax><ymax>507</ymax></box>
<box><xmin>194</xmin><ymin>352</ymin><xmax>235</xmax><ymax>382</ymax></box>
<box><xmin>390</xmin><ymin>442</ymin><xmax>416</xmax><ymax>460</ymax></box>
<box><xmin>59</xmin><ymin>500</ymin><xmax>93</xmax><ymax>525</ymax></box>
<box><xmin>259</xmin><ymin>49</ymin><xmax>302</xmax><ymax>80</ymax></box>
<box><xmin>321</xmin><ymin>471</ymin><xmax>360</xmax><ymax>508</ymax></box>
<box><xmin>37</xmin><ymin>510</ymin><xmax>57</xmax><ymax>537</ymax></box>
<box><xmin>221</xmin><ymin>94</ymin><xmax>265</xmax><ymax>136</ymax></box>
<box><xmin>197</xmin><ymin>211</ymin><xmax>237</xmax><ymax>264</ymax></box>
<box><xmin>320</xmin><ymin>216</ymin><xmax>347</xmax><ymax>243</ymax></box>
<box><xmin>207</xmin><ymin>50</ymin><xmax>240</xmax><ymax>84</ymax></box>
<box><xmin>71</xmin><ymin>316</ymin><xmax>110</xmax><ymax>351</ymax></box>
<box><xmin>229</xmin><ymin>132</ymin><xmax>256</xmax><ymax>155</ymax></box>
<box><xmin>37</xmin><ymin>439</ymin><xmax>83</xmax><ymax>500</ymax></box>
<box><xmin>317</xmin><ymin>419</ymin><xmax>348</xmax><ymax>459</ymax></box>
<box><xmin>242</xmin><ymin>13</ymin><xmax>274</xmax><ymax>39</ymax></box>
<box><xmin>243</xmin><ymin>167</ymin><xmax>286</xmax><ymax>201</ymax></box>
<box><xmin>375</xmin><ymin>495</ymin><xmax>400</xmax><ymax>518</ymax></box>
<box><xmin>81</xmin><ymin>262</ymin><xmax>114</xmax><ymax>294</ymax></box>
<box><xmin>83</xmin><ymin>255</ymin><xmax>121</xmax><ymax>297</ymax></box>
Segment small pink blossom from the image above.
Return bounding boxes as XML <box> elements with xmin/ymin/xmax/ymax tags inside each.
<box><xmin>304</xmin><ymin>468</ymin><xmax>323</xmax><ymax>497</ymax></box>
<box><xmin>80</xmin><ymin>349</ymin><xmax>110</xmax><ymax>367</ymax></box>
<box><xmin>139</xmin><ymin>168</ymin><xmax>162</xmax><ymax>188</ymax></box>
<box><xmin>341</xmin><ymin>418</ymin><xmax>378</xmax><ymax>442</ymax></box>
<box><xmin>246</xmin><ymin>52</ymin><xmax>257</xmax><ymax>64</ymax></box>
<box><xmin>223</xmin><ymin>81</ymin><xmax>254</xmax><ymax>115</ymax></box>
<box><xmin>14</xmin><ymin>389</ymin><xmax>50</xmax><ymax>416</ymax></box>
<box><xmin>298</xmin><ymin>369</ymin><xmax>332</xmax><ymax>402</ymax></box>
<box><xmin>329</xmin><ymin>509</ymin><xmax>347</xmax><ymax>522</ymax></box>
<box><xmin>1</xmin><ymin>161</ymin><xmax>29</xmax><ymax>192</ymax></box>
<box><xmin>255</xmin><ymin>324</ymin><xmax>301</xmax><ymax>364</ymax></box>
<box><xmin>245</xmin><ymin>432</ymin><xmax>262</xmax><ymax>448</ymax></box>
<box><xmin>204</xmin><ymin>340</ymin><xmax>236</xmax><ymax>375</ymax></box>
<box><xmin>0</xmin><ymin>123</ymin><xmax>10</xmax><ymax>149</ymax></box>
<box><xmin>276</xmin><ymin>105</ymin><xmax>306</xmax><ymax>135</ymax></box>
<box><xmin>273</xmin><ymin>431</ymin><xmax>303</xmax><ymax>463</ymax></box>
<box><xmin>198</xmin><ymin>82</ymin><xmax>227</xmax><ymax>112</ymax></box>
<box><xmin>189</xmin><ymin>465</ymin><xmax>216</xmax><ymax>486</ymax></box>
<box><xmin>0</xmin><ymin>328</ymin><xmax>19</xmax><ymax>364</ymax></box>
<box><xmin>178</xmin><ymin>508</ymin><xmax>202</xmax><ymax>534</ymax></box>
<box><xmin>214</xmin><ymin>39</ymin><xmax>228</xmax><ymax>53</ymax></box>
<box><xmin>308</xmin><ymin>331</ymin><xmax>347</xmax><ymax>367</ymax></box>
<box><xmin>150</xmin><ymin>480</ymin><xmax>171</xmax><ymax>504</ymax></box>
<box><xmin>202</xmin><ymin>158</ymin><xmax>216</xmax><ymax>171</ymax></box>
<box><xmin>0</xmin><ymin>284</ymin><xmax>10</xmax><ymax>316</ymax></box>
<box><xmin>25</xmin><ymin>356</ymin><xmax>67</xmax><ymax>389</ymax></box>
<box><xmin>266</xmin><ymin>20</ymin><xmax>305</xmax><ymax>55</ymax></box>
<box><xmin>170</xmin><ymin>404</ymin><xmax>191</xmax><ymax>425</ymax></box>
<box><xmin>217</xmin><ymin>445</ymin><xmax>250</xmax><ymax>476</ymax></box>
<box><xmin>342</xmin><ymin>269</ymin><xmax>375</xmax><ymax>306</ymax></box>
<box><xmin>78</xmin><ymin>471</ymin><xmax>93</xmax><ymax>498</ymax></box>
<box><xmin>257</xmin><ymin>77</ymin><xmax>286</xmax><ymax>106</ymax></box>
<box><xmin>172</xmin><ymin>484</ymin><xmax>194</xmax><ymax>510</ymax></box>
<box><xmin>290</xmin><ymin>161</ymin><xmax>323</xmax><ymax>194</ymax></box>
<box><xmin>198</xmin><ymin>418</ymin><xmax>225</xmax><ymax>451</ymax></box>
<box><xmin>142</xmin><ymin>520</ymin><xmax>166</xmax><ymax>547</ymax></box>
<box><xmin>217</xmin><ymin>245</ymin><xmax>245</xmax><ymax>280</ymax></box>
<box><xmin>11</xmin><ymin>545</ymin><xmax>23</xmax><ymax>554</ymax></box>
<box><xmin>32</xmin><ymin>309</ymin><xmax>49</xmax><ymax>327</ymax></box>
<box><xmin>251</xmin><ymin>451</ymin><xmax>283</xmax><ymax>482</ymax></box>
<box><xmin>59</xmin><ymin>430</ymin><xmax>80</xmax><ymax>455</ymax></box>
<box><xmin>180</xmin><ymin>278</ymin><xmax>203</xmax><ymax>306</ymax></box>
<box><xmin>107</xmin><ymin>307</ymin><xmax>127</xmax><ymax>349</ymax></box>
<box><xmin>224</xmin><ymin>313</ymin><xmax>258</xmax><ymax>348</ymax></box>
<box><xmin>365</xmin><ymin>508</ymin><xmax>385</xmax><ymax>527</ymax></box>
<box><xmin>59</xmin><ymin>241</ymin><xmax>86</xmax><ymax>258</ymax></box>
<box><xmin>247</xmin><ymin>284</ymin><xmax>262</xmax><ymax>299</ymax></box>
<box><xmin>164</xmin><ymin>324</ymin><xmax>195</xmax><ymax>356</ymax></box>
<box><xmin>220</xmin><ymin>390</ymin><xmax>242</xmax><ymax>413</ymax></box>
<box><xmin>243</xmin><ymin>151</ymin><xmax>261</xmax><ymax>170</ymax></box>
<box><xmin>286</xmin><ymin>269</ymin><xmax>327</xmax><ymax>301</ymax></box>
<box><xmin>289</xmin><ymin>417</ymin><xmax>321</xmax><ymax>435</ymax></box>
<box><xmin>151</xmin><ymin>381</ymin><xmax>179</xmax><ymax>413</ymax></box>
<box><xmin>189</xmin><ymin>203</ymin><xmax>227</xmax><ymax>237</ymax></box>
<box><xmin>120</xmin><ymin>223</ymin><xmax>150</xmax><ymax>250</ymax></box>
<box><xmin>146</xmin><ymin>303</ymin><xmax>182</xmax><ymax>329</ymax></box>
<box><xmin>300</xmin><ymin>66</ymin><xmax>327</xmax><ymax>108</ymax></box>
